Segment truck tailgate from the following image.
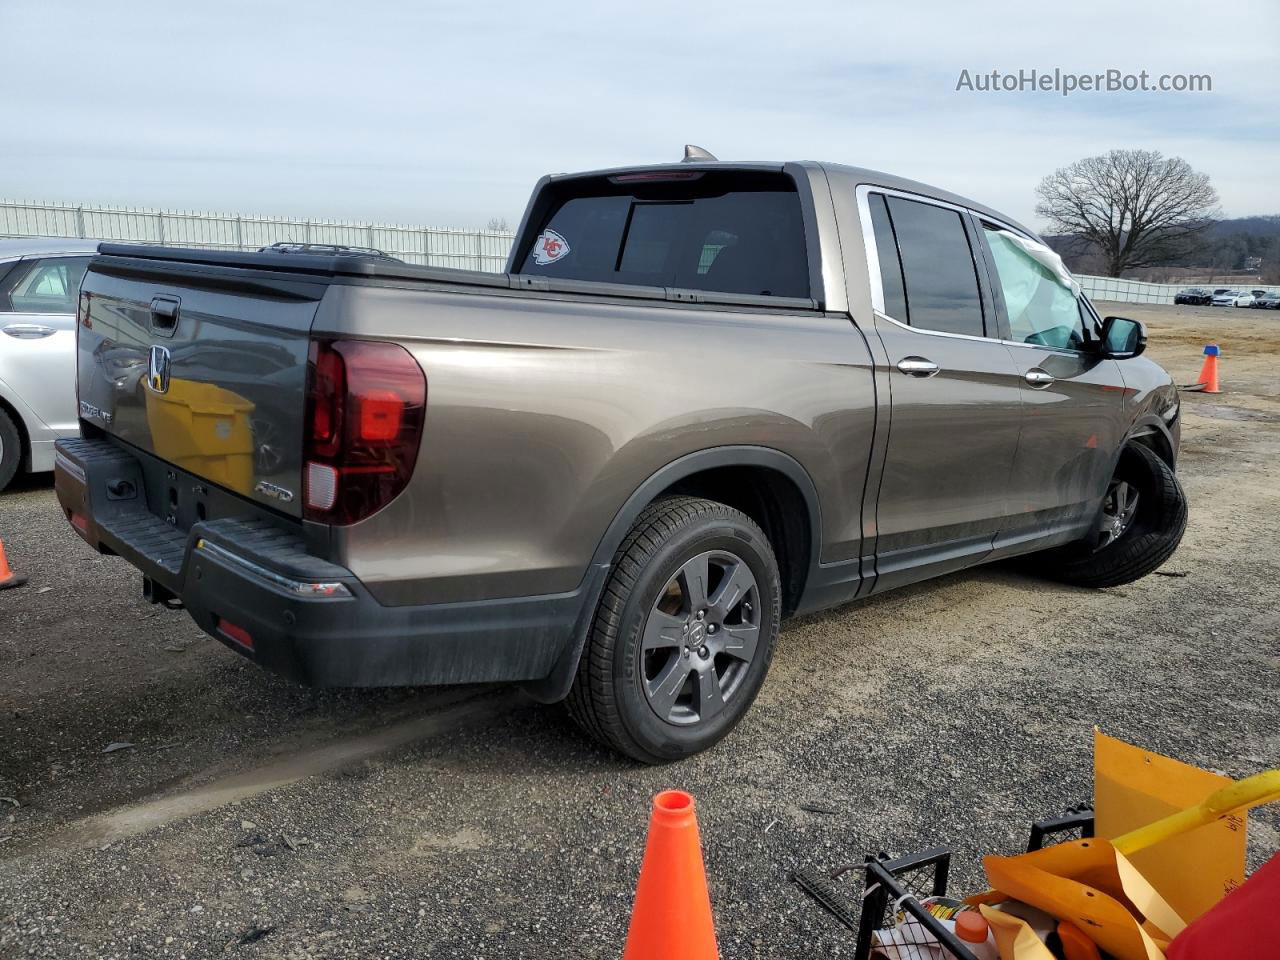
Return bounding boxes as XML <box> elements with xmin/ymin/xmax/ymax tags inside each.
<box><xmin>77</xmin><ymin>251</ymin><xmax>327</xmax><ymax>517</ymax></box>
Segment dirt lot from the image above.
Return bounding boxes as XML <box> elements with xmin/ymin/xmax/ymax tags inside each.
<box><xmin>1</xmin><ymin>302</ymin><xmax>1277</xmax><ymax>958</ymax></box>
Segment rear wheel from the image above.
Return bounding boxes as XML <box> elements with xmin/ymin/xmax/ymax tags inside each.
<box><xmin>566</xmin><ymin>496</ymin><xmax>781</xmax><ymax>764</ymax></box>
<box><xmin>0</xmin><ymin>408</ymin><xmax>21</xmax><ymax>493</ymax></box>
<box><xmin>1036</xmin><ymin>443</ymin><xmax>1187</xmax><ymax>588</ymax></box>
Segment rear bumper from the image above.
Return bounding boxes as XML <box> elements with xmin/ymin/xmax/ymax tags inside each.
<box><xmin>54</xmin><ymin>436</ymin><xmax>602</xmax><ymax>688</ymax></box>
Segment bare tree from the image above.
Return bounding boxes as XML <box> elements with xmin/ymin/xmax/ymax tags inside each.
<box><xmin>1035</xmin><ymin>150</ymin><xmax>1220</xmax><ymax>277</ymax></box>
<box><xmin>485</xmin><ymin>217</ymin><xmax>511</xmax><ymax>232</ymax></box>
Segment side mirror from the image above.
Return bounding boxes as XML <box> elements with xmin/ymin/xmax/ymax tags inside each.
<box><xmin>1100</xmin><ymin>316</ymin><xmax>1147</xmax><ymax>359</ymax></box>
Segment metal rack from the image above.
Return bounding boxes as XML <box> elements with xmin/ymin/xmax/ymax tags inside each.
<box><xmin>794</xmin><ymin>806</ymin><xmax>1095</xmax><ymax>959</ymax></box>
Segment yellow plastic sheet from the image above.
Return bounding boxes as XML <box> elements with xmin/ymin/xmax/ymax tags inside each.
<box><xmin>979</xmin><ymin>905</ymin><xmax>1056</xmax><ymax>960</ymax></box>
<box><xmin>1094</xmin><ymin>730</ymin><xmax>1246</xmax><ymax>921</ymax></box>
<box><xmin>983</xmin><ymin>838</ymin><xmax>1182</xmax><ymax>960</ymax></box>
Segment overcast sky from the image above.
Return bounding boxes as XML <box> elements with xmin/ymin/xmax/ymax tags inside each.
<box><xmin>3</xmin><ymin>0</ymin><xmax>1277</xmax><ymax>231</ymax></box>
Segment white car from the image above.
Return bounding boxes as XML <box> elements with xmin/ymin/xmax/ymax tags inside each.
<box><xmin>1210</xmin><ymin>289</ymin><xmax>1255</xmax><ymax>307</ymax></box>
<box><xmin>0</xmin><ymin>238</ymin><xmax>98</xmax><ymax>491</ymax></box>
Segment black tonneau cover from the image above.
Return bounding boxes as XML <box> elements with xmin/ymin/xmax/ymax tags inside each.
<box><xmin>95</xmin><ymin>243</ymin><xmax>510</xmax><ymax>288</ymax></box>
<box><xmin>93</xmin><ymin>243</ymin><xmax>820</xmax><ymax>311</ymax></box>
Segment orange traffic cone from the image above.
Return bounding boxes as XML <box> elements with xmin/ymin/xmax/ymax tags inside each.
<box><xmin>622</xmin><ymin>790</ymin><xmax>719</xmax><ymax>960</ymax></box>
<box><xmin>0</xmin><ymin>540</ymin><xmax>27</xmax><ymax>590</ymax></box>
<box><xmin>1195</xmin><ymin>344</ymin><xmax>1221</xmax><ymax>394</ymax></box>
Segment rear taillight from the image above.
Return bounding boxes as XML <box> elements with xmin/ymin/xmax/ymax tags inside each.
<box><xmin>303</xmin><ymin>339</ymin><xmax>426</xmax><ymax>525</ymax></box>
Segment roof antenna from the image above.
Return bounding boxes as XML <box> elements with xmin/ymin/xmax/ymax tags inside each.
<box><xmin>682</xmin><ymin>144</ymin><xmax>718</xmax><ymax>163</ymax></box>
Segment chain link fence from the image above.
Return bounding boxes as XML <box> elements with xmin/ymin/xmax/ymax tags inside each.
<box><xmin>4</xmin><ymin>199</ymin><xmax>1278</xmax><ymax>303</ymax></box>
<box><xmin>0</xmin><ymin>200</ymin><xmax>516</xmax><ymax>273</ymax></box>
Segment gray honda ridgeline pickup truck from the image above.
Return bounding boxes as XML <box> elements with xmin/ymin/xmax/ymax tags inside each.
<box><xmin>56</xmin><ymin>155</ymin><xmax>1186</xmax><ymax>763</ymax></box>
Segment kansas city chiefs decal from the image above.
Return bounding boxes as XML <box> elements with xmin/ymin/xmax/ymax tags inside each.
<box><xmin>532</xmin><ymin>229</ymin><xmax>570</xmax><ymax>265</ymax></box>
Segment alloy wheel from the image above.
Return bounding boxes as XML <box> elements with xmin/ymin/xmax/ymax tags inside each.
<box><xmin>639</xmin><ymin>550</ymin><xmax>760</xmax><ymax>726</ymax></box>
<box><xmin>1095</xmin><ymin>479</ymin><xmax>1140</xmax><ymax>551</ymax></box>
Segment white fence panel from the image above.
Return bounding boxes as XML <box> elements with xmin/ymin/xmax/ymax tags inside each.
<box><xmin>1</xmin><ymin>202</ymin><xmax>82</xmax><ymax>237</ymax></box>
<box><xmin>0</xmin><ymin>199</ymin><xmax>516</xmax><ymax>273</ymax></box>
<box><xmin>162</xmin><ymin>213</ymin><xmax>240</xmax><ymax>249</ymax></box>
<box><xmin>1079</xmin><ymin>276</ymin><xmax>1177</xmax><ymax>304</ymax></box>
<box><xmin>1079</xmin><ymin>275</ymin><xmax>1280</xmax><ymax>305</ymax></box>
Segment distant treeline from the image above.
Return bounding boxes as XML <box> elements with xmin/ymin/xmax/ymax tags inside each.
<box><xmin>1049</xmin><ymin>215</ymin><xmax>1280</xmax><ymax>283</ymax></box>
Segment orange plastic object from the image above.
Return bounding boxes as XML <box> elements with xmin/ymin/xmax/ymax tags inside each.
<box><xmin>0</xmin><ymin>540</ymin><xmax>26</xmax><ymax>590</ymax></box>
<box><xmin>1058</xmin><ymin>919</ymin><xmax>1103</xmax><ymax>960</ymax></box>
<box><xmin>955</xmin><ymin>910</ymin><xmax>990</xmax><ymax>943</ymax></box>
<box><xmin>622</xmin><ymin>790</ymin><xmax>719</xmax><ymax>960</ymax></box>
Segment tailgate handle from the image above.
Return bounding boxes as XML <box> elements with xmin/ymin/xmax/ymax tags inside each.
<box><xmin>149</xmin><ymin>296</ymin><xmax>181</xmax><ymax>336</ymax></box>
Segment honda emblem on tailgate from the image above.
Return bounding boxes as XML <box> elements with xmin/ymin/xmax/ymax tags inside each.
<box><xmin>147</xmin><ymin>345</ymin><xmax>171</xmax><ymax>394</ymax></box>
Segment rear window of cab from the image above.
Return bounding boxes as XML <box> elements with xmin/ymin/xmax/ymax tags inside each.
<box><xmin>516</xmin><ymin>171</ymin><xmax>810</xmax><ymax>299</ymax></box>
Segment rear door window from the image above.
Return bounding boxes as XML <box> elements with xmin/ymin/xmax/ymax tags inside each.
<box><xmin>882</xmin><ymin>196</ymin><xmax>986</xmax><ymax>337</ymax></box>
<box><xmin>517</xmin><ymin>173</ymin><xmax>810</xmax><ymax>299</ymax></box>
<box><xmin>1</xmin><ymin>256</ymin><xmax>91</xmax><ymax>314</ymax></box>
<box><xmin>867</xmin><ymin>193</ymin><xmax>908</xmax><ymax>322</ymax></box>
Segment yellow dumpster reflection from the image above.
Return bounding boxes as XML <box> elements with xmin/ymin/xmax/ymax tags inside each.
<box><xmin>144</xmin><ymin>378</ymin><xmax>256</xmax><ymax>496</ymax></box>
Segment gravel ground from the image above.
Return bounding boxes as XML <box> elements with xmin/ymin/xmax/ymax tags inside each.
<box><xmin>1</xmin><ymin>302</ymin><xmax>1277</xmax><ymax>958</ymax></box>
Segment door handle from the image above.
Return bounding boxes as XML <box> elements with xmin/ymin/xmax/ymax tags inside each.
<box><xmin>3</xmin><ymin>323</ymin><xmax>57</xmax><ymax>339</ymax></box>
<box><xmin>896</xmin><ymin>357</ymin><xmax>940</xmax><ymax>378</ymax></box>
<box><xmin>1025</xmin><ymin>368</ymin><xmax>1055</xmax><ymax>388</ymax></box>
<box><xmin>149</xmin><ymin>295</ymin><xmax>181</xmax><ymax>336</ymax></box>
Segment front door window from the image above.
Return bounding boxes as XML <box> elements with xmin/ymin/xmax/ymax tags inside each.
<box><xmin>982</xmin><ymin>228</ymin><xmax>1088</xmax><ymax>350</ymax></box>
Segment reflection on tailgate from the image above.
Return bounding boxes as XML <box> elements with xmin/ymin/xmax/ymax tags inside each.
<box><xmin>143</xmin><ymin>378</ymin><xmax>256</xmax><ymax>497</ymax></box>
<box><xmin>76</xmin><ymin>255</ymin><xmax>323</xmax><ymax>516</ymax></box>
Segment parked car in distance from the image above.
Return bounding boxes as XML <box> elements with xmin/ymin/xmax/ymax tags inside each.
<box><xmin>0</xmin><ymin>238</ymin><xmax>98</xmax><ymax>491</ymax></box>
<box><xmin>258</xmin><ymin>241</ymin><xmax>403</xmax><ymax>263</ymax></box>
<box><xmin>1251</xmin><ymin>291</ymin><xmax>1280</xmax><ymax>309</ymax></box>
<box><xmin>1210</xmin><ymin>289</ymin><xmax>1254</xmax><ymax>307</ymax></box>
<box><xmin>1173</xmin><ymin>287</ymin><xmax>1212</xmax><ymax>305</ymax></box>
<box><xmin>57</xmin><ymin>154</ymin><xmax>1188</xmax><ymax>762</ymax></box>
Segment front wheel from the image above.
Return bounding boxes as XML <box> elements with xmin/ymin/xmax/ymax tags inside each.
<box><xmin>566</xmin><ymin>496</ymin><xmax>781</xmax><ymax>764</ymax></box>
<box><xmin>1036</xmin><ymin>443</ymin><xmax>1187</xmax><ymax>588</ymax></box>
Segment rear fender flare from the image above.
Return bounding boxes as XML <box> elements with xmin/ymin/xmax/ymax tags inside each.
<box><xmin>521</xmin><ymin>445</ymin><xmax>822</xmax><ymax>704</ymax></box>
<box><xmin>586</xmin><ymin>445</ymin><xmax>822</xmax><ymax>570</ymax></box>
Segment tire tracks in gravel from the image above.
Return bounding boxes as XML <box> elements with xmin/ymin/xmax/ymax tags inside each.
<box><xmin>0</xmin><ymin>688</ymin><xmax>520</xmax><ymax>863</ymax></box>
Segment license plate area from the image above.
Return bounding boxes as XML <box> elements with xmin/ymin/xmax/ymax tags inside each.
<box><xmin>131</xmin><ymin>446</ymin><xmax>283</xmax><ymax>534</ymax></box>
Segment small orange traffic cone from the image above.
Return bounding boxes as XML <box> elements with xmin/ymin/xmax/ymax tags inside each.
<box><xmin>0</xmin><ymin>540</ymin><xmax>27</xmax><ymax>590</ymax></box>
<box><xmin>622</xmin><ymin>790</ymin><xmax>719</xmax><ymax>960</ymax></box>
<box><xmin>1195</xmin><ymin>344</ymin><xmax>1221</xmax><ymax>394</ymax></box>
